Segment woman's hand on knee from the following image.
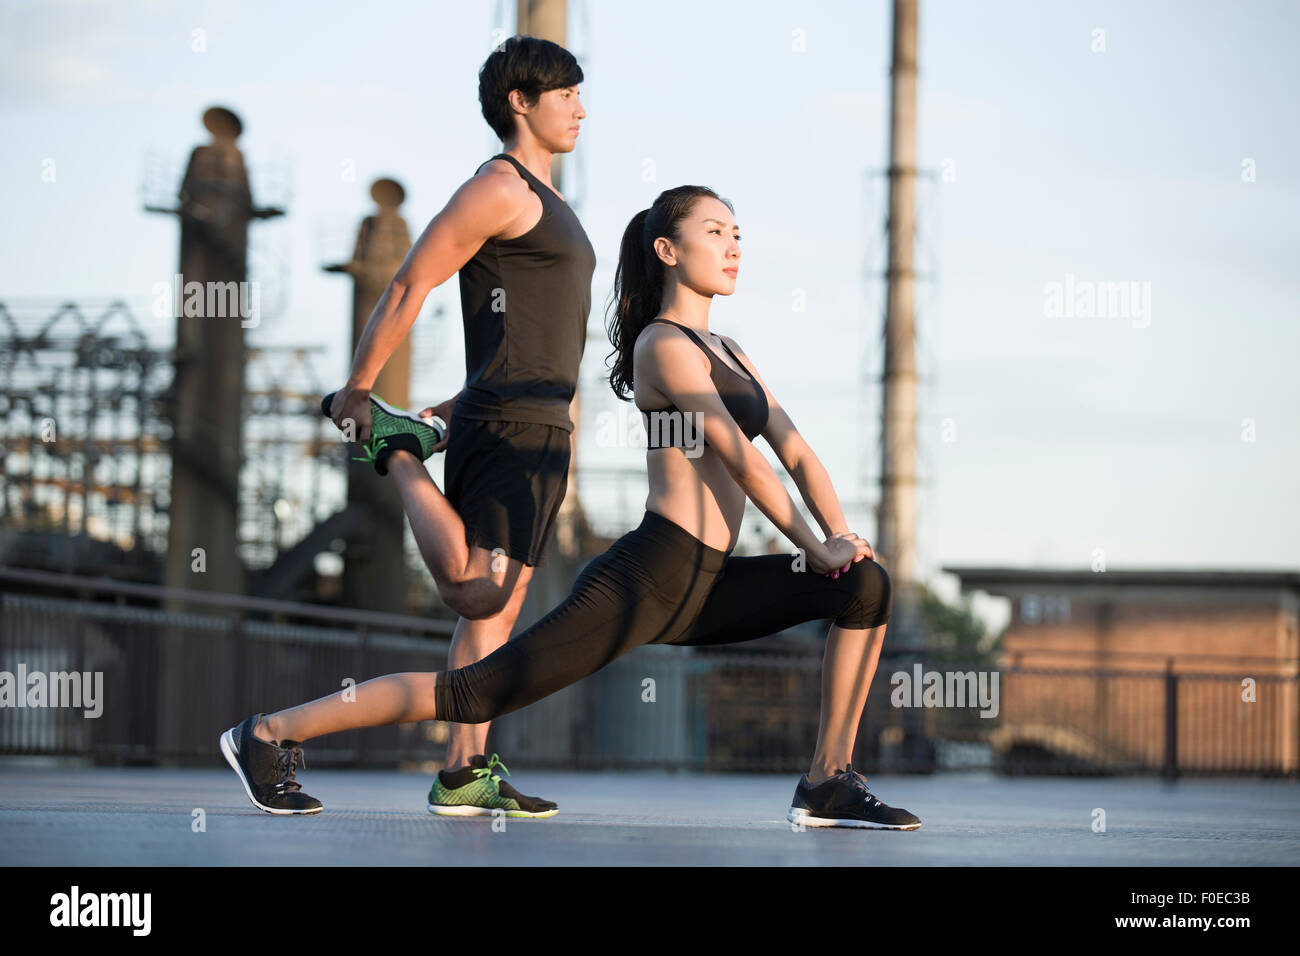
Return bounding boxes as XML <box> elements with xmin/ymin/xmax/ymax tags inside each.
<box><xmin>822</xmin><ymin>532</ymin><xmax>873</xmax><ymax>578</ymax></box>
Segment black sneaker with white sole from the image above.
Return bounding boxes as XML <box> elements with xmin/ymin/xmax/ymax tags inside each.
<box><xmin>220</xmin><ymin>713</ymin><xmax>323</xmax><ymax>815</ymax></box>
<box><xmin>787</xmin><ymin>764</ymin><xmax>921</xmax><ymax>830</ymax></box>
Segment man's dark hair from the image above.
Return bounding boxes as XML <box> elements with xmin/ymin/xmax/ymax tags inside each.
<box><xmin>478</xmin><ymin>35</ymin><xmax>584</xmax><ymax>142</ymax></box>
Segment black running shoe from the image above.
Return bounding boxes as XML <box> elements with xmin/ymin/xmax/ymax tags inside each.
<box><xmin>787</xmin><ymin>764</ymin><xmax>921</xmax><ymax>830</ymax></box>
<box><xmin>220</xmin><ymin>713</ymin><xmax>323</xmax><ymax>815</ymax></box>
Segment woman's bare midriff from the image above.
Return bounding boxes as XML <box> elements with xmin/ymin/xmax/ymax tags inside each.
<box><xmin>643</xmin><ymin>443</ymin><xmax>746</xmax><ymax>553</ymax></box>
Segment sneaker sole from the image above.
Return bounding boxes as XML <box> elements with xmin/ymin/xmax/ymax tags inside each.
<box><xmin>220</xmin><ymin>728</ymin><xmax>323</xmax><ymax>815</ymax></box>
<box><xmin>426</xmin><ymin>802</ymin><xmax>558</xmax><ymax>819</ymax></box>
<box><xmin>787</xmin><ymin>806</ymin><xmax>920</xmax><ymax>830</ymax></box>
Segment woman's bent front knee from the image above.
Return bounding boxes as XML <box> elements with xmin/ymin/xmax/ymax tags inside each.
<box><xmin>832</xmin><ymin>558</ymin><xmax>892</xmax><ymax>629</ymax></box>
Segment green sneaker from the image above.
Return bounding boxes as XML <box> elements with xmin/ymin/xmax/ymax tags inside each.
<box><xmin>426</xmin><ymin>753</ymin><xmax>558</xmax><ymax>818</ymax></box>
<box><xmin>320</xmin><ymin>391</ymin><xmax>445</xmax><ymax>476</ymax></box>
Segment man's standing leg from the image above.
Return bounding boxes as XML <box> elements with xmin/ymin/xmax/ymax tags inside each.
<box><xmin>424</xmin><ymin>544</ymin><xmax>560</xmax><ymax>817</ymax></box>
<box><xmin>384</xmin><ymin>415</ymin><xmax>569</xmax><ymax>818</ymax></box>
<box><xmin>441</xmin><ymin>551</ymin><xmax>534</xmax><ymax>764</ymax></box>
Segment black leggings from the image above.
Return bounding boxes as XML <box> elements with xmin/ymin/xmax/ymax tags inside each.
<box><xmin>433</xmin><ymin>510</ymin><xmax>892</xmax><ymax>725</ymax></box>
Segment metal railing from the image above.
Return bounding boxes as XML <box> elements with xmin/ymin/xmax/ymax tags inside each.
<box><xmin>2</xmin><ymin>566</ymin><xmax>1297</xmax><ymax>776</ymax></box>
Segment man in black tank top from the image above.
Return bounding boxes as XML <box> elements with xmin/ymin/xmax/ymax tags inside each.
<box><xmin>322</xmin><ymin>37</ymin><xmax>593</xmax><ymax>817</ymax></box>
<box><xmin>456</xmin><ymin>151</ymin><xmax>594</xmax><ymax>427</ymax></box>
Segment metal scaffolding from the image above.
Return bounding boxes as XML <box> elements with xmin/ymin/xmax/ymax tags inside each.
<box><xmin>0</xmin><ymin>299</ymin><xmax>380</xmax><ymax>605</ymax></box>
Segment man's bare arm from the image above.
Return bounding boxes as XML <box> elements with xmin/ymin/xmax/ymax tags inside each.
<box><xmin>344</xmin><ymin>169</ymin><xmax>526</xmax><ymax>391</ymax></box>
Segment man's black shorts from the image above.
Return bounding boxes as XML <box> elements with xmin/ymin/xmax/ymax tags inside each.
<box><xmin>443</xmin><ymin>413</ymin><xmax>571</xmax><ymax>567</ymax></box>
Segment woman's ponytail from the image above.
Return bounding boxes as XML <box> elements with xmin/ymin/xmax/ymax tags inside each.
<box><xmin>604</xmin><ymin>186</ymin><xmax>732</xmax><ymax>400</ymax></box>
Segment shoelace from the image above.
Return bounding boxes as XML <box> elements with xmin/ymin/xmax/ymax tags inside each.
<box><xmin>351</xmin><ymin>435</ymin><xmax>388</xmax><ymax>465</ymax></box>
<box><xmin>837</xmin><ymin>764</ymin><xmax>882</xmax><ymax>808</ymax></box>
<box><xmin>472</xmin><ymin>753</ymin><xmax>510</xmax><ymax>791</ymax></box>
<box><xmin>273</xmin><ymin>744</ymin><xmax>307</xmax><ymax>795</ymax></box>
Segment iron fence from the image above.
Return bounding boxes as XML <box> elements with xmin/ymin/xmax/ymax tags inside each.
<box><xmin>2</xmin><ymin>566</ymin><xmax>1296</xmax><ymax>776</ymax></box>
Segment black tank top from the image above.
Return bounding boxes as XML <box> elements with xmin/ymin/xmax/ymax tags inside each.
<box><xmin>454</xmin><ymin>153</ymin><xmax>597</xmax><ymax>432</ymax></box>
<box><xmin>640</xmin><ymin>317</ymin><xmax>769</xmax><ymax>448</ymax></box>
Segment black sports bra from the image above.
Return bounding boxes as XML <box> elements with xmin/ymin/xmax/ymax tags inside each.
<box><xmin>639</xmin><ymin>317</ymin><xmax>769</xmax><ymax>449</ymax></box>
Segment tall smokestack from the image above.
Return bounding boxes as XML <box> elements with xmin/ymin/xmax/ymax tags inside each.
<box><xmin>878</xmin><ymin>0</ymin><xmax>919</xmax><ymax>625</ymax></box>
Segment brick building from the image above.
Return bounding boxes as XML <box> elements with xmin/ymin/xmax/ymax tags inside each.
<box><xmin>943</xmin><ymin>567</ymin><xmax>1300</xmax><ymax>775</ymax></box>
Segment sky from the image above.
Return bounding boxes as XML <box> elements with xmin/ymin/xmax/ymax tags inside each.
<box><xmin>3</xmin><ymin>0</ymin><xmax>1298</xmax><ymax>623</ymax></box>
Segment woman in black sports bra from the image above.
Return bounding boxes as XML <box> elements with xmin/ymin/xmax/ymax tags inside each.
<box><xmin>224</xmin><ymin>186</ymin><xmax>919</xmax><ymax>830</ymax></box>
<box><xmin>637</xmin><ymin>315</ymin><xmax>768</xmax><ymax>453</ymax></box>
